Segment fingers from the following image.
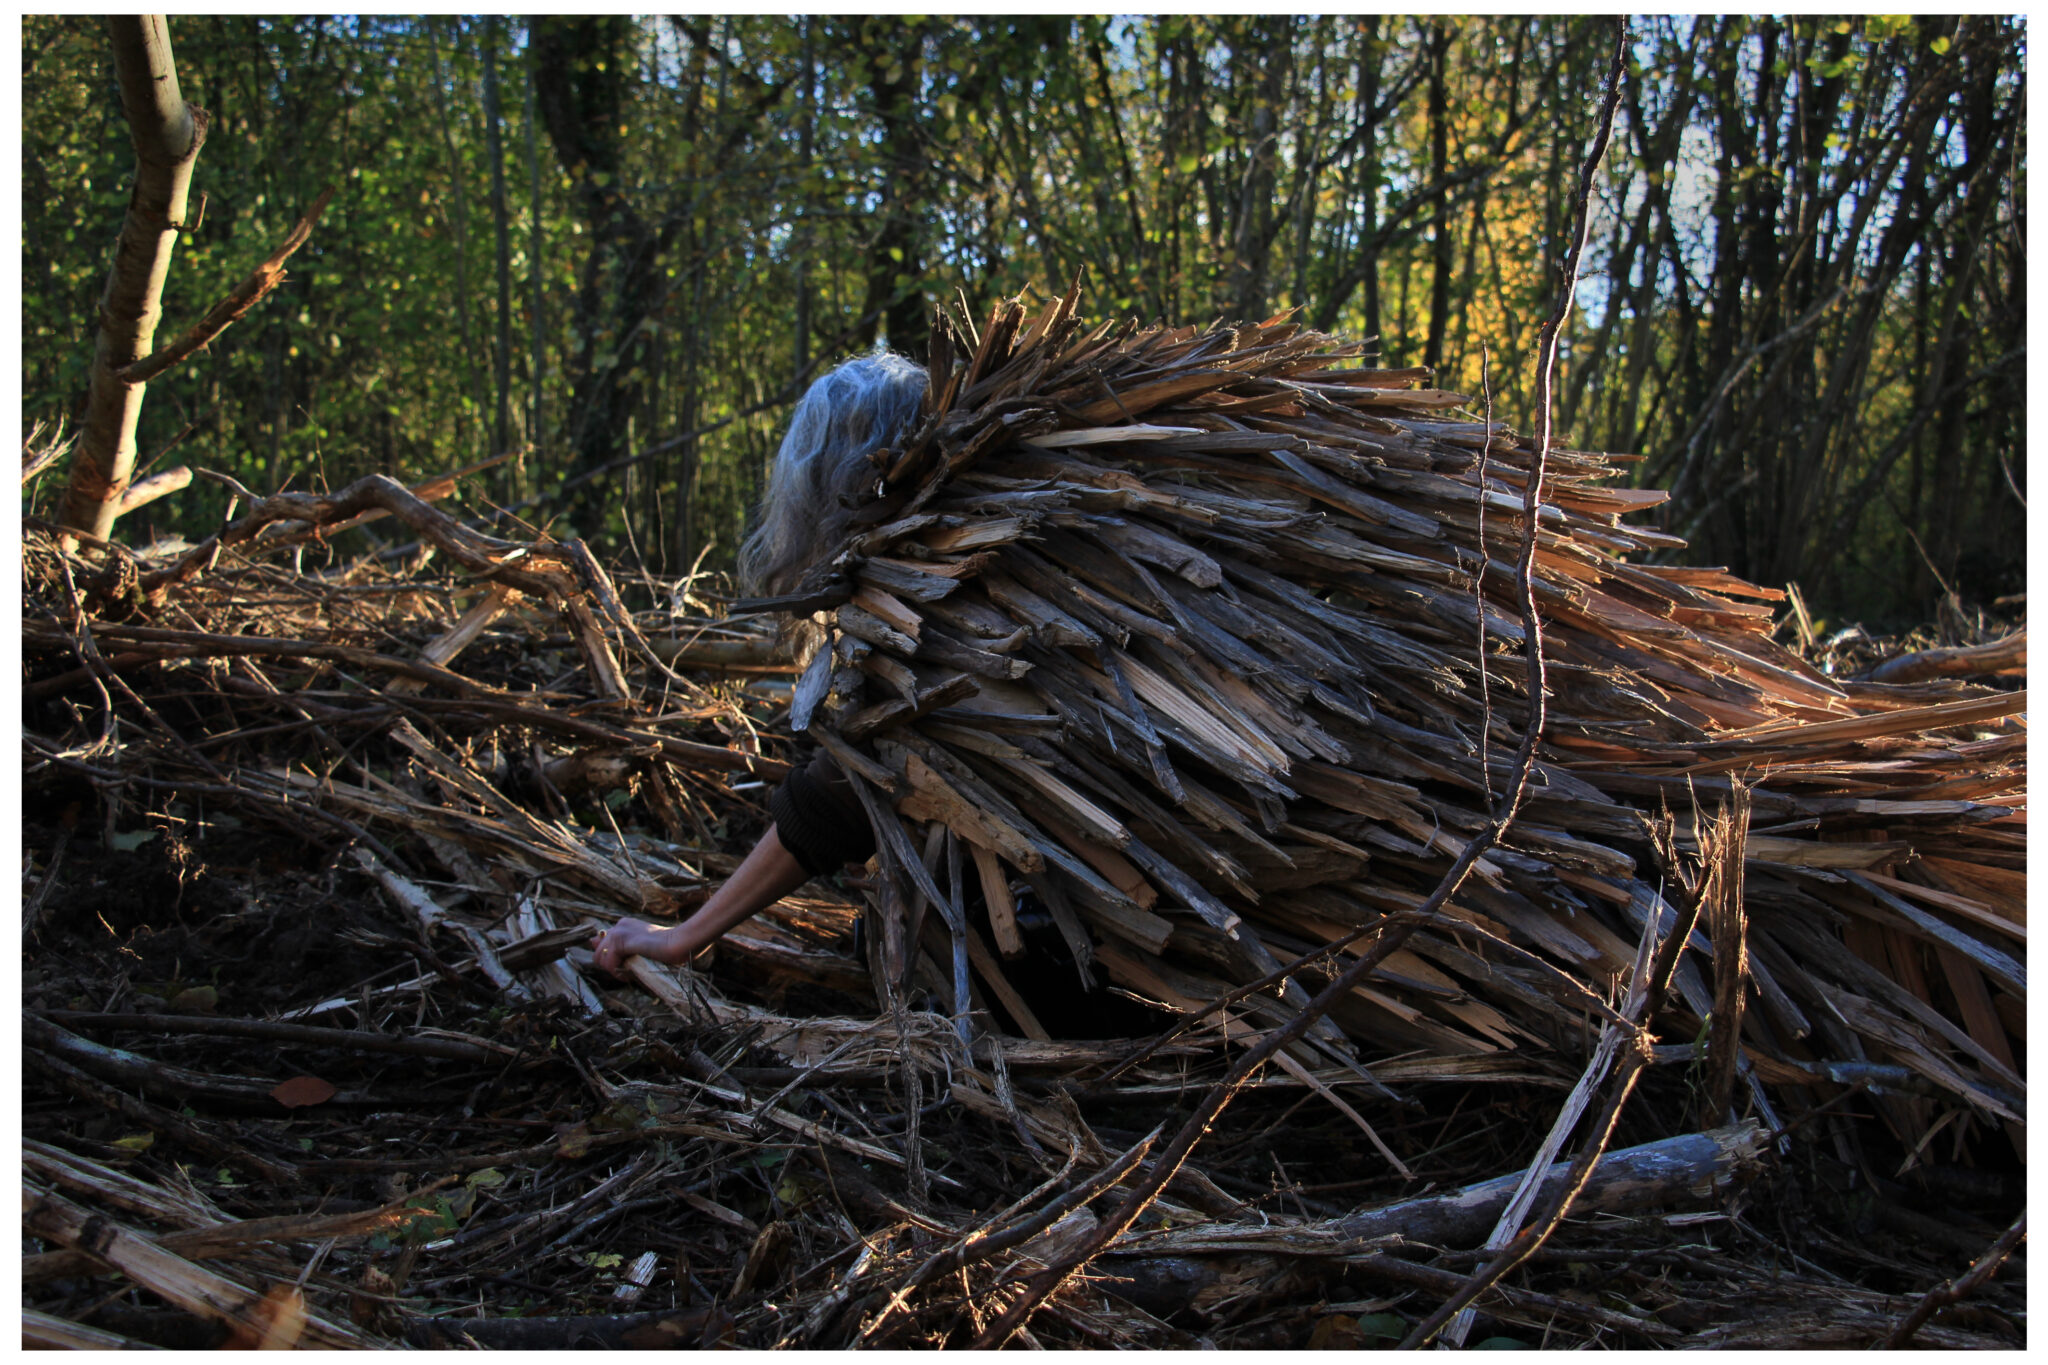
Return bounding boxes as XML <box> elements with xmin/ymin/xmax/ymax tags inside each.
<box><xmin>588</xmin><ymin>920</ymin><xmax>656</xmax><ymax>979</ymax></box>
<box><xmin>591</xmin><ymin>919</ymin><xmax>628</xmax><ymax>972</ymax></box>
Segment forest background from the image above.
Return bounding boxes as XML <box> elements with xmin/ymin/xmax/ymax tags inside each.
<box><xmin>20</xmin><ymin>14</ymin><xmax>2027</xmax><ymax>626</ymax></box>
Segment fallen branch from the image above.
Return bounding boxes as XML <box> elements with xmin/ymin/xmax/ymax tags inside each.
<box><xmin>114</xmin><ymin>186</ymin><xmax>336</xmax><ymax>387</ymax></box>
<box><xmin>141</xmin><ymin>469</ymin><xmax>554</xmax><ymax>597</ymax></box>
<box><xmin>1883</xmin><ymin>1211</ymin><xmax>2026</xmax><ymax>1348</ymax></box>
<box><xmin>651</xmin><ymin>632</ymin><xmax>804</xmax><ymax>671</ymax></box>
<box><xmin>44</xmin><ymin>1011</ymin><xmax>520</xmax><ymax>1065</ymax></box>
<box><xmin>24</xmin><ymin>1011</ymin><xmax>460</xmax><ymax>1112</ymax></box>
<box><xmin>1345</xmin><ymin>1250</ymin><xmax>1675</xmax><ymax>1339</ymax></box>
<box><xmin>1861</xmin><ymin>629</ymin><xmax>2026</xmax><ymax>684</ymax></box>
<box><xmin>24</xmin><ymin>1178</ymin><xmax>455</xmax><ymax>1281</ymax></box>
<box><xmin>26</xmin><ymin>619</ymin><xmax>498</xmax><ymax>696</ymax></box>
<box><xmin>239</xmin><ymin>449</ymin><xmax>515</xmax><ymax>557</ymax></box>
<box><xmin>22</xmin><ymin>1309</ymin><xmax>155</xmax><ymax>1350</ymax></box>
<box><xmin>354</xmin><ymin>847</ymin><xmax>530</xmax><ymax>1002</ymax></box>
<box><xmin>1331</xmin><ymin>1121</ymin><xmax>1765</xmax><ymax>1248</ymax></box>
<box><xmin>23</xmin><ymin>1183</ymin><xmax>365</xmax><ymax>1348</ymax></box>
<box><xmin>23</xmin><ymin>1045</ymin><xmax>299</xmax><ymax>1186</ymax></box>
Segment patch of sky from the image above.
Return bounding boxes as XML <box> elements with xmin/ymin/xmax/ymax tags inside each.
<box><xmin>1108</xmin><ymin>15</ymin><xmax>1143</xmax><ymax>72</ymax></box>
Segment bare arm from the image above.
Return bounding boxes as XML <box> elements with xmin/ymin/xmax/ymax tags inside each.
<box><xmin>589</xmin><ymin>825</ymin><xmax>812</xmax><ymax>975</ymax></box>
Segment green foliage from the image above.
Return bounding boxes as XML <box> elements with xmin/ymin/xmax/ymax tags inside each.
<box><xmin>1352</xmin><ymin>1312</ymin><xmax>1406</xmax><ymax>1342</ymax></box>
<box><xmin>20</xmin><ymin>16</ymin><xmax>2025</xmax><ymax>621</ymax></box>
<box><xmin>365</xmin><ymin>1193</ymin><xmax>464</xmax><ymax>1252</ymax></box>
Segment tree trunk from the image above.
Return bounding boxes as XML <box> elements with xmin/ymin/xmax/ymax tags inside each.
<box><xmin>1422</xmin><ymin>22</ymin><xmax>1452</xmax><ymax>374</ymax></box>
<box><xmin>1222</xmin><ymin>17</ymin><xmax>1292</xmax><ymax>321</ymax></box>
<box><xmin>855</xmin><ymin>18</ymin><xmax>931</xmax><ymax>362</ymax></box>
<box><xmin>1160</xmin><ymin>25</ymin><xmax>1203</xmax><ymax>320</ymax></box>
<box><xmin>1087</xmin><ymin>26</ymin><xmax>1151</xmax><ymax>313</ymax></box>
<box><xmin>1358</xmin><ymin>20</ymin><xmax>1383</xmax><ymax>344</ymax></box>
<box><xmin>523</xmin><ymin>25</ymin><xmax>546</xmax><ymax>503</ymax></box>
<box><xmin>669</xmin><ymin>19</ymin><xmax>714</xmax><ymax>575</ymax></box>
<box><xmin>426</xmin><ymin>17</ymin><xmax>477</xmax><ymax>459</ymax></box>
<box><xmin>792</xmin><ymin>16</ymin><xmax>815</xmax><ymax>387</ymax></box>
<box><xmin>481</xmin><ymin>16</ymin><xmax>516</xmax><ymax>465</ymax></box>
<box><xmin>1288</xmin><ymin>20</ymin><xmax>1331</xmax><ymax>311</ymax></box>
<box><xmin>531</xmin><ymin>15</ymin><xmax>670</xmax><ymax>535</ymax></box>
<box><xmin>62</xmin><ymin>15</ymin><xmax>208</xmax><ymax>542</ymax></box>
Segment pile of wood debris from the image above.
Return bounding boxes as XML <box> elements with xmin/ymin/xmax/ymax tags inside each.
<box><xmin>778</xmin><ymin>286</ymin><xmax>2024</xmax><ymax>1154</ymax></box>
<box><xmin>19</xmin><ymin>296</ymin><xmax>2025</xmax><ymax>1348</ymax></box>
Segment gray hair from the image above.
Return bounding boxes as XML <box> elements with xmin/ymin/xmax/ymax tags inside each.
<box><xmin>739</xmin><ymin>352</ymin><xmax>929</xmax><ymax>597</ymax></box>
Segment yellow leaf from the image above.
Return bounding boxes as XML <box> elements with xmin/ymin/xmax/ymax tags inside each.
<box><xmin>112</xmin><ymin>1133</ymin><xmax>156</xmax><ymax>1153</ymax></box>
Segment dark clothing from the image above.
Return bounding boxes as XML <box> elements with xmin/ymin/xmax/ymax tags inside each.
<box><xmin>770</xmin><ymin>750</ymin><xmax>874</xmax><ymax>876</ymax></box>
<box><xmin>769</xmin><ymin>751</ymin><xmax>1166</xmax><ymax>1037</ymax></box>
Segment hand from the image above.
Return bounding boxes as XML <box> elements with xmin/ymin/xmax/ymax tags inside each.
<box><xmin>589</xmin><ymin>917</ymin><xmax>687</xmax><ymax>977</ymax></box>
<box><xmin>585</xmin><ymin>828</ymin><xmax>808</xmax><ymax>983</ymax></box>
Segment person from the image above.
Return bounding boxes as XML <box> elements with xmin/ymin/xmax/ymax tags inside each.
<box><xmin>589</xmin><ymin>353</ymin><xmax>927</xmax><ymax>977</ymax></box>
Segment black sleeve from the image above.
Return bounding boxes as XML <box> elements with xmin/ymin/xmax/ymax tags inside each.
<box><xmin>769</xmin><ymin>750</ymin><xmax>876</xmax><ymax>877</ymax></box>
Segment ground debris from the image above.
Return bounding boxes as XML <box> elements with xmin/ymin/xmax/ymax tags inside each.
<box><xmin>19</xmin><ymin>305</ymin><xmax>2024</xmax><ymax>1348</ymax></box>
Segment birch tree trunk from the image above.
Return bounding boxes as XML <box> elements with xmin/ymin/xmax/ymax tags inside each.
<box><xmin>61</xmin><ymin>15</ymin><xmax>207</xmax><ymax>542</ymax></box>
